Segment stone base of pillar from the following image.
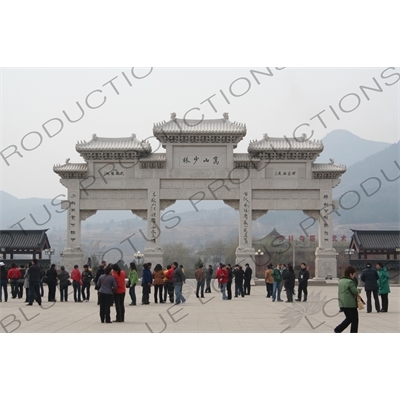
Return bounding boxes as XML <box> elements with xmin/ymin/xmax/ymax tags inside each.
<box><xmin>144</xmin><ymin>246</ymin><xmax>163</xmax><ymax>267</ymax></box>
<box><xmin>314</xmin><ymin>247</ymin><xmax>338</xmax><ymax>279</ymax></box>
<box><xmin>61</xmin><ymin>247</ymin><xmax>84</xmax><ymax>272</ymax></box>
<box><xmin>235</xmin><ymin>246</ymin><xmax>256</xmax><ymax>285</ymax></box>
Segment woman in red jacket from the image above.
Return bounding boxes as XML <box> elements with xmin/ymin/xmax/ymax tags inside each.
<box><xmin>216</xmin><ymin>264</ymin><xmax>228</xmax><ymax>300</ymax></box>
<box><xmin>111</xmin><ymin>264</ymin><xmax>126</xmax><ymax>322</ymax></box>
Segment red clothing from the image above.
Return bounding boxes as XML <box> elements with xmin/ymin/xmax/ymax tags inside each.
<box><xmin>71</xmin><ymin>268</ymin><xmax>81</xmax><ymax>282</ymax></box>
<box><xmin>113</xmin><ymin>270</ymin><xmax>126</xmax><ymax>293</ymax></box>
<box><xmin>7</xmin><ymin>268</ymin><xmax>21</xmax><ymax>279</ymax></box>
<box><xmin>216</xmin><ymin>268</ymin><xmax>228</xmax><ymax>284</ymax></box>
<box><xmin>165</xmin><ymin>268</ymin><xmax>174</xmax><ymax>282</ymax></box>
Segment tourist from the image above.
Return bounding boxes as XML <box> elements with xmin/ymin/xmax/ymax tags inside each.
<box><xmin>271</xmin><ymin>264</ymin><xmax>283</xmax><ymax>302</ymax></box>
<box><xmin>71</xmin><ymin>265</ymin><xmax>82</xmax><ymax>302</ymax></box>
<box><xmin>164</xmin><ymin>265</ymin><xmax>174</xmax><ymax>303</ymax></box>
<box><xmin>128</xmin><ymin>262</ymin><xmax>138</xmax><ymax>306</ymax></box>
<box><xmin>376</xmin><ymin>262</ymin><xmax>390</xmax><ymax>312</ymax></box>
<box><xmin>283</xmin><ymin>264</ymin><xmax>295</xmax><ymax>302</ymax></box>
<box><xmin>334</xmin><ymin>266</ymin><xmax>359</xmax><ymax>333</ymax></box>
<box><xmin>111</xmin><ymin>264</ymin><xmax>126</xmax><ymax>322</ymax></box>
<box><xmin>81</xmin><ymin>264</ymin><xmax>93</xmax><ymax>302</ymax></box>
<box><xmin>0</xmin><ymin>262</ymin><xmax>8</xmax><ymax>302</ymax></box>
<box><xmin>17</xmin><ymin>265</ymin><xmax>26</xmax><ymax>299</ymax></box>
<box><xmin>27</xmin><ymin>259</ymin><xmax>42</xmax><ymax>306</ymax></box>
<box><xmin>360</xmin><ymin>262</ymin><xmax>380</xmax><ymax>313</ymax></box>
<box><xmin>281</xmin><ymin>264</ymin><xmax>287</xmax><ymax>292</ymax></box>
<box><xmin>296</xmin><ymin>263</ymin><xmax>309</xmax><ymax>302</ymax></box>
<box><xmin>45</xmin><ymin>264</ymin><xmax>58</xmax><ymax>302</ymax></box>
<box><xmin>264</xmin><ymin>264</ymin><xmax>273</xmax><ymax>298</ymax></box>
<box><xmin>97</xmin><ymin>266</ymin><xmax>117</xmax><ymax>323</ymax></box>
<box><xmin>152</xmin><ymin>263</ymin><xmax>165</xmax><ymax>304</ymax></box>
<box><xmin>23</xmin><ymin>266</ymin><xmax>30</xmax><ymax>302</ymax></box>
<box><xmin>58</xmin><ymin>266</ymin><xmax>70</xmax><ymax>302</ymax></box>
<box><xmin>226</xmin><ymin>264</ymin><xmax>233</xmax><ymax>300</ymax></box>
<box><xmin>216</xmin><ymin>264</ymin><xmax>228</xmax><ymax>300</ymax></box>
<box><xmin>244</xmin><ymin>263</ymin><xmax>252</xmax><ymax>295</ymax></box>
<box><xmin>7</xmin><ymin>263</ymin><xmax>21</xmax><ymax>299</ymax></box>
<box><xmin>39</xmin><ymin>266</ymin><xmax>46</xmax><ymax>297</ymax></box>
<box><xmin>205</xmin><ymin>265</ymin><xmax>213</xmax><ymax>293</ymax></box>
<box><xmin>94</xmin><ymin>260</ymin><xmax>106</xmax><ymax>305</ymax></box>
<box><xmin>162</xmin><ymin>265</ymin><xmax>170</xmax><ymax>302</ymax></box>
<box><xmin>172</xmin><ymin>261</ymin><xmax>186</xmax><ymax>305</ymax></box>
<box><xmin>87</xmin><ymin>257</ymin><xmax>92</xmax><ymax>268</ymax></box>
<box><xmin>233</xmin><ymin>264</ymin><xmax>245</xmax><ymax>297</ymax></box>
<box><xmin>195</xmin><ymin>263</ymin><xmax>206</xmax><ymax>298</ymax></box>
<box><xmin>141</xmin><ymin>262</ymin><xmax>152</xmax><ymax>305</ymax></box>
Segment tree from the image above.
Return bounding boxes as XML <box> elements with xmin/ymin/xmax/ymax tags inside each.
<box><xmin>162</xmin><ymin>242</ymin><xmax>198</xmax><ymax>277</ymax></box>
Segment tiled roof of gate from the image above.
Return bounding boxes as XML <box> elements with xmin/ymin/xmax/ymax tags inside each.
<box><xmin>153</xmin><ymin>117</ymin><xmax>246</xmax><ymax>134</ymax></box>
<box><xmin>53</xmin><ymin>163</ymin><xmax>88</xmax><ymax>173</ymax></box>
<box><xmin>248</xmin><ymin>135</ymin><xmax>324</xmax><ymax>153</ymax></box>
<box><xmin>75</xmin><ymin>134</ymin><xmax>151</xmax><ymax>153</ymax></box>
<box><xmin>350</xmin><ymin>230</ymin><xmax>400</xmax><ymax>251</ymax></box>
<box><xmin>0</xmin><ymin>230</ymin><xmax>50</xmax><ymax>251</ymax></box>
<box><xmin>312</xmin><ymin>163</ymin><xmax>346</xmax><ymax>173</ymax></box>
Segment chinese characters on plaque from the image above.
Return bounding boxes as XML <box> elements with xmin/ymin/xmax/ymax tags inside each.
<box><xmin>180</xmin><ymin>156</ymin><xmax>220</xmax><ymax>165</ymax></box>
<box><xmin>242</xmin><ymin>191</ymin><xmax>250</xmax><ymax>245</ymax></box>
<box><xmin>274</xmin><ymin>170</ymin><xmax>296</xmax><ymax>177</ymax></box>
<box><xmin>69</xmin><ymin>193</ymin><xmax>77</xmax><ymax>243</ymax></box>
<box><xmin>149</xmin><ymin>191</ymin><xmax>158</xmax><ymax>243</ymax></box>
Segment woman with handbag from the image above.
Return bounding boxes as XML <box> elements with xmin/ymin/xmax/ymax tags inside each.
<box><xmin>334</xmin><ymin>266</ymin><xmax>360</xmax><ymax>333</ymax></box>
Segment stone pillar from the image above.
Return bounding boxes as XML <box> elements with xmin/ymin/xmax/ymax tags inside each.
<box><xmin>62</xmin><ymin>180</ymin><xmax>84</xmax><ymax>271</ymax></box>
<box><xmin>235</xmin><ymin>180</ymin><xmax>256</xmax><ymax>280</ymax></box>
<box><xmin>143</xmin><ymin>179</ymin><xmax>163</xmax><ymax>267</ymax></box>
<box><xmin>314</xmin><ymin>186</ymin><xmax>338</xmax><ymax>280</ymax></box>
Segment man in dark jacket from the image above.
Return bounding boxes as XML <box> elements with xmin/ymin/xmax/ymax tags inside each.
<box><xmin>46</xmin><ymin>264</ymin><xmax>58</xmax><ymax>302</ymax></box>
<box><xmin>205</xmin><ymin>265</ymin><xmax>213</xmax><ymax>293</ymax></box>
<box><xmin>360</xmin><ymin>262</ymin><xmax>380</xmax><ymax>313</ymax></box>
<box><xmin>81</xmin><ymin>264</ymin><xmax>93</xmax><ymax>302</ymax></box>
<box><xmin>233</xmin><ymin>265</ymin><xmax>245</xmax><ymax>297</ymax></box>
<box><xmin>173</xmin><ymin>261</ymin><xmax>186</xmax><ymax>305</ymax></box>
<box><xmin>244</xmin><ymin>264</ymin><xmax>252</xmax><ymax>295</ymax></box>
<box><xmin>27</xmin><ymin>259</ymin><xmax>42</xmax><ymax>306</ymax></box>
<box><xmin>226</xmin><ymin>264</ymin><xmax>233</xmax><ymax>300</ymax></box>
<box><xmin>296</xmin><ymin>263</ymin><xmax>309</xmax><ymax>302</ymax></box>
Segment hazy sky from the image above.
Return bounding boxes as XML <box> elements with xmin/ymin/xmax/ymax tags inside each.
<box><xmin>1</xmin><ymin>67</ymin><xmax>399</xmax><ymax>199</ymax></box>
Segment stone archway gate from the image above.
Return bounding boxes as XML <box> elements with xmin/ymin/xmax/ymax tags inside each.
<box><xmin>54</xmin><ymin>113</ymin><xmax>346</xmax><ymax>279</ymax></box>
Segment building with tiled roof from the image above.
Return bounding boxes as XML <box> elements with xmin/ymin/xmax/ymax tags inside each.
<box><xmin>349</xmin><ymin>229</ymin><xmax>400</xmax><ymax>258</ymax></box>
<box><xmin>0</xmin><ymin>229</ymin><xmax>51</xmax><ymax>267</ymax></box>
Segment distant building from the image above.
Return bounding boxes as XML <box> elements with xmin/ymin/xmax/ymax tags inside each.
<box><xmin>0</xmin><ymin>229</ymin><xmax>52</xmax><ymax>268</ymax></box>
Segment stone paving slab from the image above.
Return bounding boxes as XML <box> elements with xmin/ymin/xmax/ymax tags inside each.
<box><xmin>1</xmin><ymin>280</ymin><xmax>398</xmax><ymax>333</ymax></box>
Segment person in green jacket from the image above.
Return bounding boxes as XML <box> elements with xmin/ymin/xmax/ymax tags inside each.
<box><xmin>376</xmin><ymin>262</ymin><xmax>390</xmax><ymax>312</ymax></box>
<box><xmin>128</xmin><ymin>262</ymin><xmax>139</xmax><ymax>306</ymax></box>
<box><xmin>334</xmin><ymin>266</ymin><xmax>359</xmax><ymax>333</ymax></box>
<box><xmin>271</xmin><ymin>264</ymin><xmax>283</xmax><ymax>302</ymax></box>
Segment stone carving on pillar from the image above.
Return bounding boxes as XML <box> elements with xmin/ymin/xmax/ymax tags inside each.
<box><xmin>131</xmin><ymin>210</ymin><xmax>148</xmax><ymax>220</ymax></box>
<box><xmin>252</xmin><ymin>210</ymin><xmax>268</xmax><ymax>220</ymax></box>
<box><xmin>143</xmin><ymin>246</ymin><xmax>163</xmax><ymax>269</ymax></box>
<box><xmin>315</xmin><ymin>247</ymin><xmax>338</xmax><ymax>280</ymax></box>
<box><xmin>160</xmin><ymin>200</ymin><xmax>176</xmax><ymax>210</ymax></box>
<box><xmin>80</xmin><ymin>210</ymin><xmax>97</xmax><ymax>221</ymax></box>
<box><xmin>303</xmin><ymin>210</ymin><xmax>320</xmax><ymax>220</ymax></box>
<box><xmin>223</xmin><ymin>200</ymin><xmax>239</xmax><ymax>211</ymax></box>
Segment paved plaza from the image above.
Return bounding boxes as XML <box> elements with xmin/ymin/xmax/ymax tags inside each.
<box><xmin>1</xmin><ymin>280</ymin><xmax>398</xmax><ymax>333</ymax></box>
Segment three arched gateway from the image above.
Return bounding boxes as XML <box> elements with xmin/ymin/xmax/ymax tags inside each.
<box><xmin>54</xmin><ymin>113</ymin><xmax>346</xmax><ymax>279</ymax></box>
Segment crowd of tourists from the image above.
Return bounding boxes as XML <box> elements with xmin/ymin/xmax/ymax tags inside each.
<box><xmin>0</xmin><ymin>258</ymin><xmax>392</xmax><ymax>331</ymax></box>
